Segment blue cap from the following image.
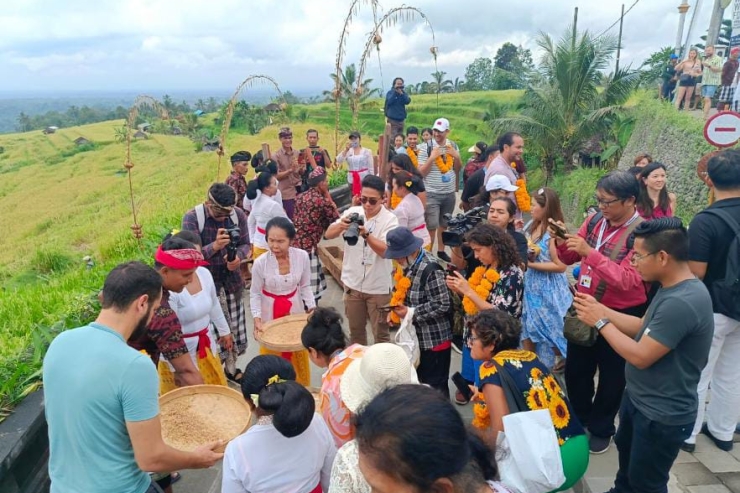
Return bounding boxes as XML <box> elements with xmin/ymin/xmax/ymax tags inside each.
<box><xmin>670</xmin><ymin>54</ymin><xmax>679</xmax><ymax>59</ymax></box>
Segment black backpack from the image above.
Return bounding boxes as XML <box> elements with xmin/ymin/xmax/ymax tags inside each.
<box><xmin>701</xmin><ymin>209</ymin><xmax>740</xmax><ymax>320</ymax></box>
<box><xmin>418</xmin><ymin>261</ymin><xmax>465</xmax><ymax>337</ymax></box>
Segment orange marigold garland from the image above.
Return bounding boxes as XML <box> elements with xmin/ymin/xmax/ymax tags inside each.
<box><xmin>462</xmin><ymin>266</ymin><xmax>501</xmax><ymax>315</ymax></box>
<box><xmin>390</xmin><ymin>267</ymin><xmax>412</xmax><ymax>324</ymax></box>
<box><xmin>407</xmin><ymin>147</ymin><xmax>419</xmax><ymax>167</ymax></box>
<box><xmin>436</xmin><ymin>153</ymin><xmax>454</xmax><ymax>174</ymax></box>
<box><xmin>472</xmin><ymin>393</ymin><xmax>490</xmax><ymax>430</ymax></box>
<box><xmin>511</xmin><ymin>162</ymin><xmax>531</xmax><ymax>213</ymax></box>
<box><xmin>390</xmin><ymin>191</ymin><xmax>402</xmax><ymax>209</ymax></box>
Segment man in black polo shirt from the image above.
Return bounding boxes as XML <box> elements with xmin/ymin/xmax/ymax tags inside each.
<box><xmin>683</xmin><ymin>149</ymin><xmax>740</xmax><ymax>452</ymax></box>
<box><xmin>575</xmin><ymin>218</ymin><xmax>713</xmax><ymax>493</ymax></box>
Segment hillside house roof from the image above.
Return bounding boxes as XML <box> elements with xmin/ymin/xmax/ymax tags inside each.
<box><xmin>74</xmin><ymin>137</ymin><xmax>91</xmax><ymax>145</ymax></box>
<box><xmin>263</xmin><ymin>103</ymin><xmax>281</xmax><ymax>112</ymax></box>
<box><xmin>133</xmin><ymin>130</ymin><xmax>148</xmax><ymax>139</ymax></box>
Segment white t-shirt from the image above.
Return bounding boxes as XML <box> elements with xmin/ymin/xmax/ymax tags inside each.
<box><xmin>165</xmin><ymin>267</ymin><xmax>229</xmax><ymax>368</ymax></box>
<box><xmin>248</xmin><ymin>193</ymin><xmax>289</xmax><ymax>249</ymax></box>
<box><xmin>393</xmin><ymin>194</ymin><xmax>431</xmax><ymax>247</ymax></box>
<box><xmin>221</xmin><ymin>414</ymin><xmax>337</xmax><ymax>493</ymax></box>
<box><xmin>334</xmin><ymin>206</ymin><xmax>398</xmax><ymax>294</ymax></box>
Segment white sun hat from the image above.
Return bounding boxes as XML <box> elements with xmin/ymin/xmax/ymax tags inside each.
<box><xmin>340</xmin><ymin>343</ymin><xmax>419</xmax><ymax>413</ymax></box>
<box><xmin>485</xmin><ymin>174</ymin><xmax>519</xmax><ymax>192</ymax></box>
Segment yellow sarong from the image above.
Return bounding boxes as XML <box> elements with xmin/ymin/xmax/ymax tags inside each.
<box><xmin>259</xmin><ymin>346</ymin><xmax>311</xmax><ymax>387</ymax></box>
<box><xmin>253</xmin><ymin>246</ymin><xmax>268</xmax><ymax>259</ymax></box>
<box><xmin>158</xmin><ymin>346</ymin><xmax>227</xmax><ymax>395</ymax></box>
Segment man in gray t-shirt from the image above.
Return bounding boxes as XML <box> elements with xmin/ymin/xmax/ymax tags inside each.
<box><xmin>572</xmin><ymin>218</ymin><xmax>713</xmax><ymax>493</ymax></box>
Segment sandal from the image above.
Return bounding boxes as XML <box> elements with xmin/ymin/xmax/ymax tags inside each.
<box><xmin>225</xmin><ymin>369</ymin><xmax>243</xmax><ymax>383</ymax></box>
<box><xmin>171</xmin><ymin>472</ymin><xmax>182</xmax><ymax>484</ymax></box>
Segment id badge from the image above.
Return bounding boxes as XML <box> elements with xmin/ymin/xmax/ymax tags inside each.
<box><xmin>579</xmin><ymin>275</ymin><xmax>592</xmax><ymax>289</ymax></box>
<box><xmin>362</xmin><ymin>250</ymin><xmax>375</xmax><ymax>266</ymax></box>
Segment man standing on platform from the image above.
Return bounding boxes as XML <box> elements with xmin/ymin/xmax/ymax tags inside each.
<box><xmin>417</xmin><ymin>117</ymin><xmax>461</xmax><ymax>262</ymax></box>
<box><xmin>272</xmin><ymin>126</ymin><xmax>304</xmax><ymax>219</ymax></box>
<box><xmin>384</xmin><ymin>77</ymin><xmax>411</xmax><ymax>136</ymax></box>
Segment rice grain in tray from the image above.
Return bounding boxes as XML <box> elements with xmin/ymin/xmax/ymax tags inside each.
<box><xmin>256</xmin><ymin>313</ymin><xmax>309</xmax><ymax>352</ymax></box>
<box><xmin>160</xmin><ymin>385</ymin><xmax>251</xmax><ymax>452</ymax></box>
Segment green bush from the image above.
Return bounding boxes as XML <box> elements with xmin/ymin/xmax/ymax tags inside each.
<box><xmin>527</xmin><ymin>167</ymin><xmax>607</xmax><ymax>226</ymax></box>
<box><xmin>32</xmin><ymin>248</ymin><xmax>76</xmax><ymax>275</ymax></box>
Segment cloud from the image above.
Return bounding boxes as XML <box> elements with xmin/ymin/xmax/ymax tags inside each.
<box><xmin>0</xmin><ymin>0</ymin><xmax>723</xmax><ymax>93</ymax></box>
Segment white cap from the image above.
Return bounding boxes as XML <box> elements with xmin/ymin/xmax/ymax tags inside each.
<box><xmin>340</xmin><ymin>343</ymin><xmax>419</xmax><ymax>413</ymax></box>
<box><xmin>485</xmin><ymin>174</ymin><xmax>519</xmax><ymax>192</ymax></box>
<box><xmin>432</xmin><ymin>118</ymin><xmax>450</xmax><ymax>132</ymax></box>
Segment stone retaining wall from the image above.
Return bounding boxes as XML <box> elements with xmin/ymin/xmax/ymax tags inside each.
<box><xmin>0</xmin><ymin>391</ymin><xmax>49</xmax><ymax>493</ymax></box>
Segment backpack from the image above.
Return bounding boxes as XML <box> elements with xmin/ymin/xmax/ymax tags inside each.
<box><xmin>701</xmin><ymin>209</ymin><xmax>740</xmax><ymax>320</ymax></box>
<box><xmin>586</xmin><ymin>212</ymin><xmax>636</xmax><ymax>251</ymax></box>
<box><xmin>194</xmin><ymin>203</ymin><xmax>238</xmax><ymax>233</ymax></box>
<box><xmin>419</xmin><ymin>260</ymin><xmax>465</xmax><ymax>337</ymax></box>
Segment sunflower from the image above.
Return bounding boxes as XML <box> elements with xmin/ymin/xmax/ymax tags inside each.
<box><xmin>558</xmin><ymin>437</ymin><xmax>565</xmax><ymax>446</ymax></box>
<box><xmin>526</xmin><ymin>388</ymin><xmax>549</xmax><ymax>410</ymax></box>
<box><xmin>530</xmin><ymin>367</ymin><xmax>544</xmax><ymax>380</ymax></box>
<box><xmin>479</xmin><ymin>361</ymin><xmax>498</xmax><ymax>380</ymax></box>
<box><xmin>543</xmin><ymin>375</ymin><xmax>561</xmax><ymax>397</ymax></box>
<box><xmin>549</xmin><ymin>395</ymin><xmax>571</xmax><ymax>429</ymax></box>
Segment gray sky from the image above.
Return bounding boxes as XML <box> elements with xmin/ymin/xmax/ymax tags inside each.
<box><xmin>0</xmin><ymin>0</ymin><xmax>724</xmax><ymax>95</ymax></box>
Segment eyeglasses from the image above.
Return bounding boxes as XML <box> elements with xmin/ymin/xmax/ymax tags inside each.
<box><xmin>360</xmin><ymin>196</ymin><xmax>380</xmax><ymax>205</ymax></box>
<box><xmin>630</xmin><ymin>251</ymin><xmax>658</xmax><ymax>265</ymax></box>
<box><xmin>593</xmin><ymin>195</ymin><xmax>622</xmax><ymax>207</ymax></box>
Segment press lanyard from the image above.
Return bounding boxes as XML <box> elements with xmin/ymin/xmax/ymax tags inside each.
<box><xmin>594</xmin><ymin>212</ymin><xmax>639</xmax><ymax>252</ymax></box>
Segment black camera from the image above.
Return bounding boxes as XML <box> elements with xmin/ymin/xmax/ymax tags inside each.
<box><xmin>225</xmin><ymin>227</ymin><xmax>240</xmax><ymax>262</ymax></box>
<box><xmin>343</xmin><ymin>213</ymin><xmax>365</xmax><ymax>246</ymax></box>
<box><xmin>441</xmin><ymin>206</ymin><xmax>487</xmax><ymax>247</ymax></box>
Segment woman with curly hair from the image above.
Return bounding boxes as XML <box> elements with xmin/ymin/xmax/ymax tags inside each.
<box><xmin>469</xmin><ymin>309</ymin><xmax>589</xmax><ymax>492</ymax></box>
<box><xmin>446</xmin><ymin>222</ymin><xmax>524</xmax><ymax>401</ymax></box>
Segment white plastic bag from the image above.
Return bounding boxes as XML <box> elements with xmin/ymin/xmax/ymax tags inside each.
<box><xmin>394</xmin><ymin>307</ymin><xmax>420</xmax><ymax>367</ymax></box>
<box><xmin>495</xmin><ymin>409</ymin><xmax>565</xmax><ymax>493</ymax></box>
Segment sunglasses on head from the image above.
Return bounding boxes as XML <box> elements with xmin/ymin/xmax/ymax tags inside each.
<box><xmin>360</xmin><ymin>196</ymin><xmax>380</xmax><ymax>205</ymax></box>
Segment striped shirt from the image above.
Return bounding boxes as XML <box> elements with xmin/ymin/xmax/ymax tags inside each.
<box><xmin>418</xmin><ymin>139</ymin><xmax>458</xmax><ymax>194</ymax></box>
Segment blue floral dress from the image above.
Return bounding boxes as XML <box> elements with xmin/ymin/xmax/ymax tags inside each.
<box><xmin>522</xmin><ymin>232</ymin><xmax>572</xmax><ymax>369</ymax></box>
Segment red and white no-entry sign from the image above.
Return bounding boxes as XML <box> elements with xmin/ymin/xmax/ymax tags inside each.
<box><xmin>704</xmin><ymin>111</ymin><xmax>740</xmax><ymax>148</ymax></box>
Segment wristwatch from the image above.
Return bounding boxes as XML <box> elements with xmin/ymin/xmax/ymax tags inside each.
<box><xmin>594</xmin><ymin>318</ymin><xmax>610</xmax><ymax>332</ymax></box>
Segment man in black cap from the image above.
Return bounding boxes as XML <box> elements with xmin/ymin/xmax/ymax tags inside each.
<box><xmin>384</xmin><ymin>226</ymin><xmax>453</xmax><ymax>397</ymax></box>
<box><xmin>225</xmin><ymin>151</ymin><xmax>251</xmax><ymax>212</ymax></box>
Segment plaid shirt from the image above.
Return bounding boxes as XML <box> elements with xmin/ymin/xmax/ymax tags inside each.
<box><xmin>181</xmin><ymin>205</ymin><xmax>250</xmax><ymax>295</ymax></box>
<box><xmin>404</xmin><ymin>254</ymin><xmax>452</xmax><ymax>350</ymax></box>
<box><xmin>128</xmin><ymin>290</ymin><xmax>187</xmax><ymax>365</ymax></box>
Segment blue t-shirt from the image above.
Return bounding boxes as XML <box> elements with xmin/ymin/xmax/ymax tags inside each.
<box><xmin>43</xmin><ymin>322</ymin><xmax>160</xmax><ymax>493</ymax></box>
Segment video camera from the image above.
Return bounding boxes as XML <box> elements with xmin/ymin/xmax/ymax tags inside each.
<box><xmin>343</xmin><ymin>213</ymin><xmax>365</xmax><ymax>246</ymax></box>
<box><xmin>441</xmin><ymin>206</ymin><xmax>487</xmax><ymax>247</ymax></box>
<box><xmin>225</xmin><ymin>227</ymin><xmax>240</xmax><ymax>262</ymax></box>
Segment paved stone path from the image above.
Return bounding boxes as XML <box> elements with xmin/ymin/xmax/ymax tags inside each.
<box><xmin>177</xmin><ymin>268</ymin><xmax>740</xmax><ymax>493</ymax></box>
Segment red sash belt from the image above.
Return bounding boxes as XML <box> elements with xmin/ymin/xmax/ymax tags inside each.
<box><xmin>262</xmin><ymin>288</ymin><xmax>298</xmax><ymax>320</ymax></box>
<box><xmin>412</xmin><ymin>223</ymin><xmax>427</xmax><ymax>232</ymax></box>
<box><xmin>257</xmin><ymin>226</ymin><xmax>266</xmax><ymax>234</ymax></box>
<box><xmin>182</xmin><ymin>327</ymin><xmax>211</xmax><ymax>359</ymax></box>
<box><xmin>350</xmin><ymin>168</ymin><xmax>368</xmax><ymax>196</ymax></box>
<box><xmin>309</xmin><ymin>483</ymin><xmax>322</xmax><ymax>493</ymax></box>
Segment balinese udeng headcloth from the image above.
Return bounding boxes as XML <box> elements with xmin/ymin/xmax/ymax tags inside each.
<box><xmin>155</xmin><ymin>245</ymin><xmax>209</xmax><ymax>270</ymax></box>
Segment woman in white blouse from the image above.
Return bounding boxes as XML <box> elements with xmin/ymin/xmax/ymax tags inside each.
<box><xmin>158</xmin><ymin>230</ymin><xmax>232</xmax><ymax>394</ymax></box>
<box><xmin>251</xmin><ymin>217</ymin><xmax>315</xmax><ymax>386</ymax></box>
<box><xmin>222</xmin><ymin>355</ymin><xmax>337</xmax><ymax>493</ymax></box>
<box><xmin>336</xmin><ymin>131</ymin><xmax>375</xmax><ymax>199</ymax></box>
<box><xmin>247</xmin><ymin>171</ymin><xmax>288</xmax><ymax>259</ymax></box>
<box><xmin>391</xmin><ymin>171</ymin><xmax>431</xmax><ymax>249</ymax></box>
<box><xmin>243</xmin><ymin>158</ymin><xmax>283</xmax><ymax>212</ymax></box>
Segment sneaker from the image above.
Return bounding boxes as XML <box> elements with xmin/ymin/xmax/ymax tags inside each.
<box><xmin>454</xmin><ymin>390</ymin><xmax>470</xmax><ymax>406</ymax></box>
<box><xmin>589</xmin><ymin>435</ymin><xmax>611</xmax><ymax>454</ymax></box>
<box><xmin>680</xmin><ymin>442</ymin><xmax>696</xmax><ymax>453</ymax></box>
<box><xmin>701</xmin><ymin>423</ymin><xmax>733</xmax><ymax>451</ymax></box>
<box><xmin>437</xmin><ymin>251</ymin><xmax>452</xmax><ymax>262</ymax></box>
<box><xmin>451</xmin><ymin>336</ymin><xmax>463</xmax><ymax>354</ymax></box>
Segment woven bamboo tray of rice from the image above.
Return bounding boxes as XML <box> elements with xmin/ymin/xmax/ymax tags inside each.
<box><xmin>256</xmin><ymin>313</ymin><xmax>309</xmax><ymax>352</ymax></box>
<box><xmin>160</xmin><ymin>385</ymin><xmax>251</xmax><ymax>453</ymax></box>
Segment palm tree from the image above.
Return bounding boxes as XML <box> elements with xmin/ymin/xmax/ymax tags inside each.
<box><xmin>430</xmin><ymin>71</ymin><xmax>454</xmax><ymax>94</ymax></box>
<box><xmin>490</xmin><ymin>26</ymin><xmax>639</xmax><ymax>180</ymax></box>
<box><xmin>323</xmin><ymin>64</ymin><xmax>379</xmax><ymax>114</ymax></box>
<box><xmin>453</xmin><ymin>77</ymin><xmax>466</xmax><ymax>93</ymax></box>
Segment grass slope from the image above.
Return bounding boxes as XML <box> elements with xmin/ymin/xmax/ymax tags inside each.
<box><xmin>0</xmin><ymin>90</ymin><xmax>523</xmax><ymax>414</ymax></box>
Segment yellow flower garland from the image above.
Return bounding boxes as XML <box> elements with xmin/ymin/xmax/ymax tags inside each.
<box><xmin>436</xmin><ymin>153</ymin><xmax>454</xmax><ymax>174</ymax></box>
<box><xmin>407</xmin><ymin>146</ymin><xmax>419</xmax><ymax>167</ymax></box>
<box><xmin>390</xmin><ymin>267</ymin><xmax>412</xmax><ymax>324</ymax></box>
<box><xmin>462</xmin><ymin>266</ymin><xmax>501</xmax><ymax>315</ymax></box>
<box><xmin>390</xmin><ymin>191</ymin><xmax>401</xmax><ymax>209</ymax></box>
<box><xmin>511</xmin><ymin>162</ymin><xmax>531</xmax><ymax>213</ymax></box>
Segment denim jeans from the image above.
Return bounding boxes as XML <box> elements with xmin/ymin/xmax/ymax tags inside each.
<box><xmin>461</xmin><ymin>344</ymin><xmax>483</xmax><ymax>386</ymax></box>
<box><xmin>612</xmin><ymin>393</ymin><xmax>692</xmax><ymax>493</ymax></box>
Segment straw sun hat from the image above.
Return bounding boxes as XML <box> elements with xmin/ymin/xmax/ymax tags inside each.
<box><xmin>340</xmin><ymin>343</ymin><xmax>419</xmax><ymax>413</ymax></box>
